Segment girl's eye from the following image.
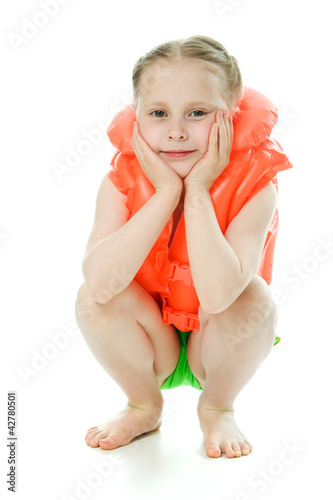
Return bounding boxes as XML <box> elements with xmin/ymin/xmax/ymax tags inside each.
<box><xmin>151</xmin><ymin>110</ymin><xmax>206</xmax><ymax>118</ymax></box>
<box><xmin>190</xmin><ymin>110</ymin><xmax>206</xmax><ymax>117</ymax></box>
<box><xmin>152</xmin><ymin>110</ymin><xmax>166</xmax><ymax>118</ymax></box>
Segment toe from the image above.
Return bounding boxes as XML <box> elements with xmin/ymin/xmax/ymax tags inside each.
<box><xmin>232</xmin><ymin>442</ymin><xmax>242</xmax><ymax>457</ymax></box>
<box><xmin>242</xmin><ymin>441</ymin><xmax>253</xmax><ymax>455</ymax></box>
<box><xmin>85</xmin><ymin>428</ymin><xmax>100</xmax><ymax>441</ymax></box>
<box><xmin>86</xmin><ymin>426</ymin><xmax>98</xmax><ymax>433</ymax></box>
<box><xmin>206</xmin><ymin>447</ymin><xmax>222</xmax><ymax>458</ymax></box>
<box><xmin>236</xmin><ymin>440</ymin><xmax>250</xmax><ymax>456</ymax></box>
<box><xmin>88</xmin><ymin>431</ymin><xmax>107</xmax><ymax>447</ymax></box>
<box><xmin>86</xmin><ymin>429</ymin><xmax>100</xmax><ymax>441</ymax></box>
<box><xmin>205</xmin><ymin>437</ymin><xmax>222</xmax><ymax>458</ymax></box>
<box><xmin>99</xmin><ymin>434</ymin><xmax>120</xmax><ymax>450</ymax></box>
<box><xmin>223</xmin><ymin>442</ymin><xmax>236</xmax><ymax>458</ymax></box>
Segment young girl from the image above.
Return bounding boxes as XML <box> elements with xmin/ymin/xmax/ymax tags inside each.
<box><xmin>75</xmin><ymin>35</ymin><xmax>293</xmax><ymax>459</ymax></box>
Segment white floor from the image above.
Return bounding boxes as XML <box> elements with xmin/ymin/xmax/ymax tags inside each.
<box><xmin>2</xmin><ymin>1</ymin><xmax>333</xmax><ymax>499</ymax></box>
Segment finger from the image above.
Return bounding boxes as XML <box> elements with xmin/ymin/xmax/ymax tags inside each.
<box><xmin>134</xmin><ymin>124</ymin><xmax>153</xmax><ymax>157</ymax></box>
<box><xmin>226</xmin><ymin>113</ymin><xmax>233</xmax><ymax>149</ymax></box>
<box><xmin>222</xmin><ymin>112</ymin><xmax>231</xmax><ymax>156</ymax></box>
<box><xmin>220</xmin><ymin>110</ymin><xmax>233</xmax><ymax>159</ymax></box>
<box><xmin>223</xmin><ymin>111</ymin><xmax>230</xmax><ymax>148</ymax></box>
<box><xmin>132</xmin><ymin>122</ymin><xmax>144</xmax><ymax>161</ymax></box>
<box><xmin>222</xmin><ymin>113</ymin><xmax>233</xmax><ymax>157</ymax></box>
<box><xmin>218</xmin><ymin>110</ymin><xmax>228</xmax><ymax>156</ymax></box>
<box><xmin>132</xmin><ymin>122</ymin><xmax>140</xmax><ymax>150</ymax></box>
<box><xmin>228</xmin><ymin>116</ymin><xmax>234</xmax><ymax>155</ymax></box>
<box><xmin>133</xmin><ymin>122</ymin><xmax>153</xmax><ymax>164</ymax></box>
<box><xmin>207</xmin><ymin>121</ymin><xmax>219</xmax><ymax>157</ymax></box>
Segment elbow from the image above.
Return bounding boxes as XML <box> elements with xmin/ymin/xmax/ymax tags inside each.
<box><xmin>83</xmin><ymin>279</ymin><xmax>117</xmax><ymax>304</ymax></box>
<box><xmin>200</xmin><ymin>299</ymin><xmax>229</xmax><ymax>316</ymax></box>
<box><xmin>81</xmin><ymin>261</ymin><xmax>129</xmax><ymax>304</ymax></box>
<box><xmin>199</xmin><ymin>293</ymin><xmax>231</xmax><ymax>315</ymax></box>
<box><xmin>91</xmin><ymin>288</ymin><xmax>114</xmax><ymax>304</ymax></box>
<box><xmin>81</xmin><ymin>262</ymin><xmax>111</xmax><ymax>304</ymax></box>
<box><xmin>199</xmin><ymin>283</ymin><xmax>245</xmax><ymax>316</ymax></box>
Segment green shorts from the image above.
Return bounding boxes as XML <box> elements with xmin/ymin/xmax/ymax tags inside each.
<box><xmin>159</xmin><ymin>328</ymin><xmax>281</xmax><ymax>391</ymax></box>
<box><xmin>160</xmin><ymin>329</ymin><xmax>203</xmax><ymax>391</ymax></box>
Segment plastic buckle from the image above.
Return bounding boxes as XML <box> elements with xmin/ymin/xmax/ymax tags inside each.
<box><xmin>163</xmin><ymin>306</ymin><xmax>200</xmax><ymax>331</ymax></box>
<box><xmin>184</xmin><ymin>312</ymin><xmax>200</xmax><ymax>331</ymax></box>
<box><xmin>169</xmin><ymin>261</ymin><xmax>193</xmax><ymax>287</ymax></box>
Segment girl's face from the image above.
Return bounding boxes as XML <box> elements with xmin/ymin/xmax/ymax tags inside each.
<box><xmin>134</xmin><ymin>58</ymin><xmax>229</xmax><ymax>178</ymax></box>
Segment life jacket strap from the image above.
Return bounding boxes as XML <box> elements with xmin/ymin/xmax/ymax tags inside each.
<box><xmin>156</xmin><ymin>251</ymin><xmax>194</xmax><ymax>287</ymax></box>
<box><xmin>162</xmin><ymin>305</ymin><xmax>200</xmax><ymax>332</ymax></box>
<box><xmin>168</xmin><ymin>261</ymin><xmax>194</xmax><ymax>287</ymax></box>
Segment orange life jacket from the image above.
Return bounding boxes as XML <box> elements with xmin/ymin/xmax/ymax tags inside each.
<box><xmin>106</xmin><ymin>87</ymin><xmax>293</xmax><ymax>332</ymax></box>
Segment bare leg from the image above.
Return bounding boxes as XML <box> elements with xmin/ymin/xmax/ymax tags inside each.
<box><xmin>187</xmin><ymin>276</ymin><xmax>278</xmax><ymax>458</ymax></box>
<box><xmin>75</xmin><ymin>280</ymin><xmax>180</xmax><ymax>450</ymax></box>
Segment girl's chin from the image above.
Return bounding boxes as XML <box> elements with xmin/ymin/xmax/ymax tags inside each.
<box><xmin>170</xmin><ymin>168</ymin><xmax>193</xmax><ymax>179</ymax></box>
<box><xmin>165</xmin><ymin>161</ymin><xmax>197</xmax><ymax>179</ymax></box>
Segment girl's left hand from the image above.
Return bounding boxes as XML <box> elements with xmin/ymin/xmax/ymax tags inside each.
<box><xmin>184</xmin><ymin>109</ymin><xmax>233</xmax><ymax>190</ymax></box>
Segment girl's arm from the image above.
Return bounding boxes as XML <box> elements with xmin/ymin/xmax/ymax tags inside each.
<box><xmin>82</xmin><ymin>122</ymin><xmax>182</xmax><ymax>304</ymax></box>
<box><xmin>183</xmin><ymin>110</ymin><xmax>277</xmax><ymax>314</ymax></box>
<box><xmin>82</xmin><ymin>175</ymin><xmax>180</xmax><ymax>303</ymax></box>
<box><xmin>184</xmin><ymin>181</ymin><xmax>277</xmax><ymax>314</ymax></box>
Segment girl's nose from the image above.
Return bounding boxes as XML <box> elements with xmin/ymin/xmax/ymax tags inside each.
<box><xmin>167</xmin><ymin>119</ymin><xmax>188</xmax><ymax>140</ymax></box>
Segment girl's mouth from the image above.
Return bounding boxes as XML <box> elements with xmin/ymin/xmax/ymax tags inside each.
<box><xmin>162</xmin><ymin>150</ymin><xmax>195</xmax><ymax>158</ymax></box>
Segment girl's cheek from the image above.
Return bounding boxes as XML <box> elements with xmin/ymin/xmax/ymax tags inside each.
<box><xmin>137</xmin><ymin>123</ymin><xmax>156</xmax><ymax>148</ymax></box>
<box><xmin>195</xmin><ymin>121</ymin><xmax>215</xmax><ymax>149</ymax></box>
<box><xmin>145</xmin><ymin>132</ymin><xmax>161</xmax><ymax>152</ymax></box>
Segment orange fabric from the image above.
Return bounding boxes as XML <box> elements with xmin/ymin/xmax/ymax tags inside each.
<box><xmin>106</xmin><ymin>87</ymin><xmax>293</xmax><ymax>331</ymax></box>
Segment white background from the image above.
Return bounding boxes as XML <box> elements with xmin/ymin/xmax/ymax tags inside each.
<box><xmin>1</xmin><ymin>0</ymin><xmax>332</xmax><ymax>498</ymax></box>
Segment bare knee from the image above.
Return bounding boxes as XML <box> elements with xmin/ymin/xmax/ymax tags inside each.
<box><xmin>236</xmin><ymin>276</ymin><xmax>277</xmax><ymax>329</ymax></box>
<box><xmin>198</xmin><ymin>275</ymin><xmax>277</xmax><ymax>332</ymax></box>
<box><xmin>75</xmin><ymin>280</ymin><xmax>154</xmax><ymax>331</ymax></box>
<box><xmin>75</xmin><ymin>282</ymin><xmax>105</xmax><ymax>328</ymax></box>
<box><xmin>75</xmin><ymin>281</ymin><xmax>130</xmax><ymax>329</ymax></box>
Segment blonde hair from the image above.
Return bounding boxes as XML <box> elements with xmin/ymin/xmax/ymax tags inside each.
<box><xmin>132</xmin><ymin>35</ymin><xmax>243</xmax><ymax>114</ymax></box>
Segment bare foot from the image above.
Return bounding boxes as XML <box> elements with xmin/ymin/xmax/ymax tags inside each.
<box><xmin>85</xmin><ymin>402</ymin><xmax>163</xmax><ymax>450</ymax></box>
<box><xmin>198</xmin><ymin>402</ymin><xmax>253</xmax><ymax>458</ymax></box>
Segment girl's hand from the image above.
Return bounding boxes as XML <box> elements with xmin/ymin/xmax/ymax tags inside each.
<box><xmin>132</xmin><ymin>121</ymin><xmax>183</xmax><ymax>194</ymax></box>
<box><xmin>184</xmin><ymin>110</ymin><xmax>233</xmax><ymax>190</ymax></box>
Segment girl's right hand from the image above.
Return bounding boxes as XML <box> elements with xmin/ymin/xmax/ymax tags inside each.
<box><xmin>132</xmin><ymin>121</ymin><xmax>183</xmax><ymax>194</ymax></box>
